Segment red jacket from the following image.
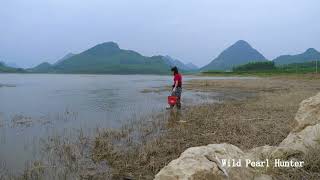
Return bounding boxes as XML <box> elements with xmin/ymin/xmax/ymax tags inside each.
<box><xmin>173</xmin><ymin>73</ymin><xmax>182</xmax><ymax>87</ymax></box>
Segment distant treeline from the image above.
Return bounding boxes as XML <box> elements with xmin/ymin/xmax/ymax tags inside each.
<box><xmin>232</xmin><ymin>61</ymin><xmax>276</xmax><ymax>72</ymax></box>
<box><xmin>0</xmin><ymin>62</ymin><xmax>25</xmax><ymax>73</ymax></box>
<box><xmin>277</xmin><ymin>61</ymin><xmax>320</xmax><ymax>73</ymax></box>
<box><xmin>203</xmin><ymin>61</ymin><xmax>320</xmax><ymax>75</ymax></box>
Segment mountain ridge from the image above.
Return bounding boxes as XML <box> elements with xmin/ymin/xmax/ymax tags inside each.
<box><xmin>162</xmin><ymin>56</ymin><xmax>198</xmax><ymax>71</ymax></box>
<box><xmin>202</xmin><ymin>40</ymin><xmax>267</xmax><ymax>71</ymax></box>
<box><xmin>25</xmin><ymin>40</ymin><xmax>320</xmax><ymax>74</ymax></box>
<box><xmin>0</xmin><ymin>62</ymin><xmax>25</xmax><ymax>73</ymax></box>
<box><xmin>54</xmin><ymin>53</ymin><xmax>76</xmax><ymax>65</ymax></box>
<box><xmin>273</xmin><ymin>48</ymin><xmax>320</xmax><ymax>65</ymax></box>
<box><xmin>31</xmin><ymin>42</ymin><xmax>172</xmax><ymax>74</ymax></box>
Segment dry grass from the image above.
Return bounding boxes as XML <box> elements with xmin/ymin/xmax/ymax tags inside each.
<box><xmin>265</xmin><ymin>146</ymin><xmax>320</xmax><ymax>180</ymax></box>
<box><xmin>92</xmin><ymin>75</ymin><xmax>320</xmax><ymax>179</ymax></box>
<box><xmin>266</xmin><ymin>127</ymin><xmax>320</xmax><ymax>180</ymax></box>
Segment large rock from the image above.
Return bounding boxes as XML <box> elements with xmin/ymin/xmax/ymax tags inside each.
<box><xmin>279</xmin><ymin>92</ymin><xmax>320</xmax><ymax>155</ymax></box>
<box><xmin>294</xmin><ymin>92</ymin><xmax>320</xmax><ymax>132</ymax></box>
<box><xmin>155</xmin><ymin>143</ymin><xmax>268</xmax><ymax>180</ymax></box>
<box><xmin>155</xmin><ymin>92</ymin><xmax>320</xmax><ymax>180</ymax></box>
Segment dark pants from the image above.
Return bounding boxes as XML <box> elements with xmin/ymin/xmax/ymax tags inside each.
<box><xmin>171</xmin><ymin>87</ymin><xmax>182</xmax><ymax>109</ymax></box>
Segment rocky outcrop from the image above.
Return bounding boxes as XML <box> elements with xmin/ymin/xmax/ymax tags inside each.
<box><xmin>293</xmin><ymin>93</ymin><xmax>320</xmax><ymax>132</ymax></box>
<box><xmin>155</xmin><ymin>92</ymin><xmax>320</xmax><ymax>180</ymax></box>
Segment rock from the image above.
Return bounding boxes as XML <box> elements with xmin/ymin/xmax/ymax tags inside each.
<box><xmin>278</xmin><ymin>92</ymin><xmax>320</xmax><ymax>155</ymax></box>
<box><xmin>155</xmin><ymin>92</ymin><xmax>320</xmax><ymax>180</ymax></box>
<box><xmin>279</xmin><ymin>124</ymin><xmax>320</xmax><ymax>154</ymax></box>
<box><xmin>294</xmin><ymin>92</ymin><xmax>320</xmax><ymax>132</ymax></box>
<box><xmin>155</xmin><ymin>144</ymin><xmax>256</xmax><ymax>180</ymax></box>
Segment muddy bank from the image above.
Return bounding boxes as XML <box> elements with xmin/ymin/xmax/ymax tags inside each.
<box><xmin>92</xmin><ymin>75</ymin><xmax>320</xmax><ymax>179</ymax></box>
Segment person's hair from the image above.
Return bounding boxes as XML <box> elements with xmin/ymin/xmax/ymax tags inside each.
<box><xmin>171</xmin><ymin>66</ymin><xmax>179</xmax><ymax>74</ymax></box>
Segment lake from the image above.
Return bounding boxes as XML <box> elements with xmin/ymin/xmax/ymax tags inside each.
<box><xmin>0</xmin><ymin>74</ymin><xmax>250</xmax><ymax>175</ymax></box>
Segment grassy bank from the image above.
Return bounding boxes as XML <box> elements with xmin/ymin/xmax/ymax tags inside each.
<box><xmin>201</xmin><ymin>61</ymin><xmax>320</xmax><ymax>77</ymax></box>
<box><xmin>92</xmin><ymin>75</ymin><xmax>320</xmax><ymax>179</ymax></box>
<box><xmin>7</xmin><ymin>75</ymin><xmax>320</xmax><ymax>179</ymax></box>
<box><xmin>200</xmin><ymin>71</ymin><xmax>320</xmax><ymax>77</ymax></box>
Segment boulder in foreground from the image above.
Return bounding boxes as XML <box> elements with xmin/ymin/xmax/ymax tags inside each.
<box><xmin>155</xmin><ymin>92</ymin><xmax>320</xmax><ymax>180</ymax></box>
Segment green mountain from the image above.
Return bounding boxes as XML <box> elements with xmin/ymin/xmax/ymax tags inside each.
<box><xmin>201</xmin><ymin>40</ymin><xmax>266</xmax><ymax>71</ymax></box>
<box><xmin>54</xmin><ymin>53</ymin><xmax>76</xmax><ymax>65</ymax></box>
<box><xmin>29</xmin><ymin>53</ymin><xmax>75</xmax><ymax>73</ymax></box>
<box><xmin>0</xmin><ymin>62</ymin><xmax>25</xmax><ymax>73</ymax></box>
<box><xmin>4</xmin><ymin>62</ymin><xmax>20</xmax><ymax>68</ymax></box>
<box><xmin>273</xmin><ymin>48</ymin><xmax>320</xmax><ymax>65</ymax></box>
<box><xmin>162</xmin><ymin>55</ymin><xmax>198</xmax><ymax>71</ymax></box>
<box><xmin>29</xmin><ymin>62</ymin><xmax>52</xmax><ymax>73</ymax></box>
<box><xmin>185</xmin><ymin>63</ymin><xmax>198</xmax><ymax>70</ymax></box>
<box><xmin>43</xmin><ymin>42</ymin><xmax>171</xmax><ymax>74</ymax></box>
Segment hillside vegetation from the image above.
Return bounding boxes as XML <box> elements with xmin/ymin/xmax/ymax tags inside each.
<box><xmin>28</xmin><ymin>42</ymin><xmax>198</xmax><ymax>74</ymax></box>
<box><xmin>0</xmin><ymin>62</ymin><xmax>25</xmax><ymax>73</ymax></box>
<box><xmin>28</xmin><ymin>42</ymin><xmax>171</xmax><ymax>74</ymax></box>
<box><xmin>203</xmin><ymin>61</ymin><xmax>320</xmax><ymax>76</ymax></box>
<box><xmin>233</xmin><ymin>61</ymin><xmax>276</xmax><ymax>72</ymax></box>
<box><xmin>274</xmin><ymin>48</ymin><xmax>320</xmax><ymax>65</ymax></box>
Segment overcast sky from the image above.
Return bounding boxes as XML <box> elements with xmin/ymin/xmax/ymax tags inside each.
<box><xmin>0</xmin><ymin>0</ymin><xmax>319</xmax><ymax>68</ymax></box>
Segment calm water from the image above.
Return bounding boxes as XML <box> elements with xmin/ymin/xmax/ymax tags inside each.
<box><xmin>0</xmin><ymin>74</ymin><xmax>251</xmax><ymax>174</ymax></box>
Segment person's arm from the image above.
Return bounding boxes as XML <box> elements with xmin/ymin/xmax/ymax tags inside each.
<box><xmin>172</xmin><ymin>80</ymin><xmax>178</xmax><ymax>92</ymax></box>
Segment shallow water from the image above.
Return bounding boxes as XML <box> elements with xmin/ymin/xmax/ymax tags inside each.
<box><xmin>0</xmin><ymin>74</ymin><xmax>253</xmax><ymax>174</ymax></box>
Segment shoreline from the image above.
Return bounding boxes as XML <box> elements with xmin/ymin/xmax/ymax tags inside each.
<box><xmin>5</xmin><ymin>75</ymin><xmax>320</xmax><ymax>179</ymax></box>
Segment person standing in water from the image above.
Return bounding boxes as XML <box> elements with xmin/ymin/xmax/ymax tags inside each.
<box><xmin>168</xmin><ymin>66</ymin><xmax>182</xmax><ymax>109</ymax></box>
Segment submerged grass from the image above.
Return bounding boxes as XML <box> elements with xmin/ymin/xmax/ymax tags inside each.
<box><xmin>1</xmin><ymin>129</ymin><xmax>110</xmax><ymax>180</ymax></box>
